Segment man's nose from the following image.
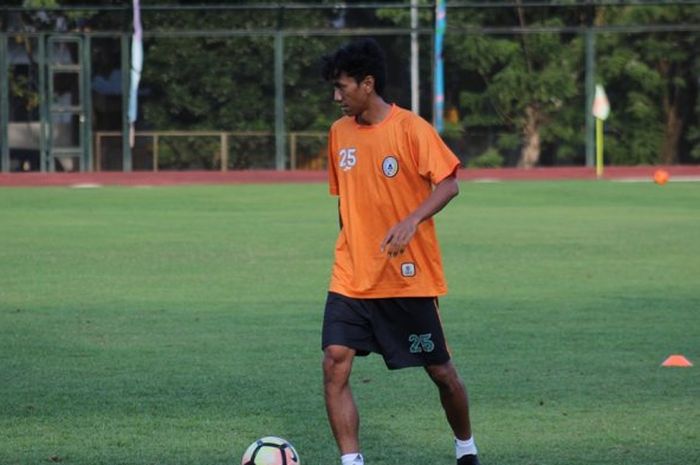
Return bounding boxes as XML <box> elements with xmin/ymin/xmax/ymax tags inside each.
<box><xmin>333</xmin><ymin>89</ymin><xmax>342</xmax><ymax>101</ymax></box>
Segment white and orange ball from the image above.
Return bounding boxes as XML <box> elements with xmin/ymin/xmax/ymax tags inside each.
<box><xmin>241</xmin><ymin>436</ymin><xmax>300</xmax><ymax>465</ymax></box>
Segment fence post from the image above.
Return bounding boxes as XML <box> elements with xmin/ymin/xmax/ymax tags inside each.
<box><xmin>410</xmin><ymin>0</ymin><xmax>420</xmax><ymax>115</ymax></box>
<box><xmin>584</xmin><ymin>26</ymin><xmax>596</xmax><ymax>167</ymax></box>
<box><xmin>84</xmin><ymin>35</ymin><xmax>93</xmax><ymax>172</ymax></box>
<box><xmin>38</xmin><ymin>34</ymin><xmax>48</xmax><ymax>171</ymax></box>
<box><xmin>153</xmin><ymin>134</ymin><xmax>158</xmax><ymax>172</ymax></box>
<box><xmin>274</xmin><ymin>8</ymin><xmax>286</xmax><ymax>171</ymax></box>
<box><xmin>0</xmin><ymin>33</ymin><xmax>8</xmax><ymax>172</ymax></box>
<box><xmin>289</xmin><ymin>132</ymin><xmax>297</xmax><ymax>170</ymax></box>
<box><xmin>121</xmin><ymin>33</ymin><xmax>132</xmax><ymax>171</ymax></box>
<box><xmin>95</xmin><ymin>133</ymin><xmax>101</xmax><ymax>171</ymax></box>
<box><xmin>220</xmin><ymin>132</ymin><xmax>228</xmax><ymax>172</ymax></box>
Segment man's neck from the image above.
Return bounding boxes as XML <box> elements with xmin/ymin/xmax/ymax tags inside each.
<box><xmin>356</xmin><ymin>98</ymin><xmax>392</xmax><ymax>126</ymax></box>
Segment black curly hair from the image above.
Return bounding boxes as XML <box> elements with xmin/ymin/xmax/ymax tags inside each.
<box><xmin>321</xmin><ymin>38</ymin><xmax>387</xmax><ymax>97</ymax></box>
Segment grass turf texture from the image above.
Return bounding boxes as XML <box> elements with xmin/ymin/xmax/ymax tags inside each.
<box><xmin>0</xmin><ymin>181</ymin><xmax>698</xmax><ymax>465</ymax></box>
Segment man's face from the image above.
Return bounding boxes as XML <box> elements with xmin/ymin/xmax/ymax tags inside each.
<box><xmin>332</xmin><ymin>72</ymin><xmax>371</xmax><ymax>117</ymax></box>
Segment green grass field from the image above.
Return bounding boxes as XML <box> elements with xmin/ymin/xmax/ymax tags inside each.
<box><xmin>1</xmin><ymin>180</ymin><xmax>698</xmax><ymax>465</ymax></box>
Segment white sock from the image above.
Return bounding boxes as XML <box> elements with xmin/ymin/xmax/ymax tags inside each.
<box><xmin>341</xmin><ymin>452</ymin><xmax>364</xmax><ymax>465</ymax></box>
<box><xmin>455</xmin><ymin>436</ymin><xmax>478</xmax><ymax>458</ymax></box>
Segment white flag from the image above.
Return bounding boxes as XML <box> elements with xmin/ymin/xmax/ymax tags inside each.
<box><xmin>592</xmin><ymin>84</ymin><xmax>610</xmax><ymax>120</ymax></box>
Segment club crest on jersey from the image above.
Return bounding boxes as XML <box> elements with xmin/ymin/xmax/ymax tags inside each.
<box><xmin>382</xmin><ymin>156</ymin><xmax>399</xmax><ymax>178</ymax></box>
<box><xmin>401</xmin><ymin>262</ymin><xmax>416</xmax><ymax>277</ymax></box>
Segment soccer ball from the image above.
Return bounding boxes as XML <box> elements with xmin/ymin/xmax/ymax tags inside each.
<box><xmin>653</xmin><ymin>169</ymin><xmax>669</xmax><ymax>185</ymax></box>
<box><xmin>241</xmin><ymin>436</ymin><xmax>300</xmax><ymax>465</ymax></box>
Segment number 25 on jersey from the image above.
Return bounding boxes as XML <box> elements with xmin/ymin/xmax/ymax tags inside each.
<box><xmin>339</xmin><ymin>148</ymin><xmax>357</xmax><ymax>171</ymax></box>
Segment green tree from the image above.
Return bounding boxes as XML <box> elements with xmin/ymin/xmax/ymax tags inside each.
<box><xmin>9</xmin><ymin>1</ymin><xmax>698</xmax><ymax>167</ymax></box>
<box><xmin>444</xmin><ymin>4</ymin><xmax>585</xmax><ymax>167</ymax></box>
<box><xmin>597</xmin><ymin>4</ymin><xmax>700</xmax><ymax>164</ymax></box>
<box><xmin>138</xmin><ymin>2</ymin><xmax>337</xmax><ymax>133</ymax></box>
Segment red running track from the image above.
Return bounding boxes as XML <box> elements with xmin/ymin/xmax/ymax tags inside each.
<box><xmin>1</xmin><ymin>166</ymin><xmax>699</xmax><ymax>187</ymax></box>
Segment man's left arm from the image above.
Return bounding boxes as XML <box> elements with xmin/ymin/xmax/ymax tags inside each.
<box><xmin>380</xmin><ymin>174</ymin><xmax>459</xmax><ymax>257</ymax></box>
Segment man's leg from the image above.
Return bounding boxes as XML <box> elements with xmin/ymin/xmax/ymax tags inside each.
<box><xmin>425</xmin><ymin>360</ymin><xmax>472</xmax><ymax>439</ymax></box>
<box><xmin>323</xmin><ymin>344</ymin><xmax>362</xmax><ymax>456</ymax></box>
<box><xmin>426</xmin><ymin>361</ymin><xmax>480</xmax><ymax>464</ymax></box>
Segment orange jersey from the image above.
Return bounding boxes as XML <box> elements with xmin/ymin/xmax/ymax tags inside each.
<box><xmin>327</xmin><ymin>104</ymin><xmax>460</xmax><ymax>298</ymax></box>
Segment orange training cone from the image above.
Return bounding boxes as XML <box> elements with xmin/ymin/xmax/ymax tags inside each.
<box><xmin>661</xmin><ymin>355</ymin><xmax>693</xmax><ymax>367</ymax></box>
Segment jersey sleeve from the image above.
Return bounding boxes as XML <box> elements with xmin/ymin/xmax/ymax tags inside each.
<box><xmin>410</xmin><ymin>117</ymin><xmax>461</xmax><ymax>185</ymax></box>
<box><xmin>327</xmin><ymin>126</ymin><xmax>339</xmax><ymax>196</ymax></box>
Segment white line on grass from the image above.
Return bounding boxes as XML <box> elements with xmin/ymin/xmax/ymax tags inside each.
<box><xmin>70</xmin><ymin>183</ymin><xmax>103</xmax><ymax>188</ymax></box>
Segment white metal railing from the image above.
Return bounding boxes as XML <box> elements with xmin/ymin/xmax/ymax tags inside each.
<box><xmin>94</xmin><ymin>130</ymin><xmax>327</xmax><ymax>171</ymax></box>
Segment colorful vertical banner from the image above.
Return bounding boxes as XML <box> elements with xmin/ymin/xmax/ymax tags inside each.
<box><xmin>433</xmin><ymin>0</ymin><xmax>446</xmax><ymax>133</ymax></box>
<box><xmin>128</xmin><ymin>0</ymin><xmax>143</xmax><ymax>148</ymax></box>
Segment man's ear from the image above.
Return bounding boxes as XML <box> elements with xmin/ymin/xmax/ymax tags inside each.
<box><xmin>362</xmin><ymin>75</ymin><xmax>375</xmax><ymax>94</ymax></box>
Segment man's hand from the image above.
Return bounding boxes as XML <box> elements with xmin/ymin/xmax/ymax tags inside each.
<box><xmin>380</xmin><ymin>215</ymin><xmax>420</xmax><ymax>257</ymax></box>
<box><xmin>379</xmin><ymin>174</ymin><xmax>459</xmax><ymax>258</ymax></box>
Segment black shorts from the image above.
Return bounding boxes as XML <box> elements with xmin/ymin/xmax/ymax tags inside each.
<box><xmin>322</xmin><ymin>291</ymin><xmax>451</xmax><ymax>370</ymax></box>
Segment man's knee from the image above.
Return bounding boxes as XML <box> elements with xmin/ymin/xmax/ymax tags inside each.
<box><xmin>323</xmin><ymin>345</ymin><xmax>354</xmax><ymax>386</ymax></box>
<box><xmin>426</xmin><ymin>361</ymin><xmax>464</xmax><ymax>392</ymax></box>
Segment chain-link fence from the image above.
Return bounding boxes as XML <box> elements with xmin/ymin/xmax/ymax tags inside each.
<box><xmin>1</xmin><ymin>2</ymin><xmax>698</xmax><ymax>172</ymax></box>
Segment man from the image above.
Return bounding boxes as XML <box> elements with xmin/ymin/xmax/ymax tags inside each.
<box><xmin>320</xmin><ymin>39</ymin><xmax>481</xmax><ymax>465</ymax></box>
